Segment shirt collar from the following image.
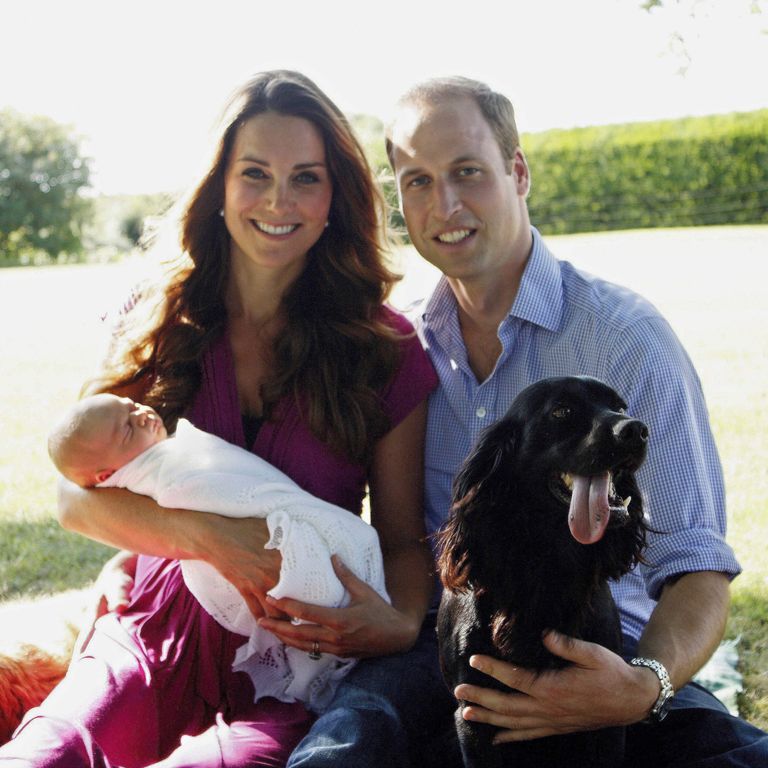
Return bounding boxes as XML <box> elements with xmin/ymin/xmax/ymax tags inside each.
<box><xmin>510</xmin><ymin>227</ymin><xmax>564</xmax><ymax>332</ymax></box>
<box><xmin>421</xmin><ymin>227</ymin><xmax>564</xmax><ymax>339</ymax></box>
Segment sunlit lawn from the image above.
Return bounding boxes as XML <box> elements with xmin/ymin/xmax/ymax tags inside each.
<box><xmin>1</xmin><ymin>226</ymin><xmax>766</xmax><ymax>728</ymax></box>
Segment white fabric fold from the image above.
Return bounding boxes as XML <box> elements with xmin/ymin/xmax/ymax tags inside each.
<box><xmin>99</xmin><ymin>418</ymin><xmax>390</xmax><ymax>712</ymax></box>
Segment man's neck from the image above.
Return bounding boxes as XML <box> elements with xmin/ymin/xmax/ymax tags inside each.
<box><xmin>447</xmin><ymin>267</ymin><xmax>521</xmax><ymax>383</ymax></box>
<box><xmin>445</xmin><ymin>231</ymin><xmax>533</xmax><ymax>382</ymax></box>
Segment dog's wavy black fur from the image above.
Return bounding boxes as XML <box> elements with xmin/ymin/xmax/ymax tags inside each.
<box><xmin>436</xmin><ymin>376</ymin><xmax>649</xmax><ymax>768</ymax></box>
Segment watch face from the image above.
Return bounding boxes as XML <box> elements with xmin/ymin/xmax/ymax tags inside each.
<box><xmin>652</xmin><ymin>693</ymin><xmax>673</xmax><ymax>723</ymax></box>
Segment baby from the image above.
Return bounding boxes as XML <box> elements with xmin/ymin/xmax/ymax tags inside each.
<box><xmin>48</xmin><ymin>394</ymin><xmax>168</xmax><ymax>488</ymax></box>
<box><xmin>48</xmin><ymin>394</ymin><xmax>389</xmax><ymax>712</ymax></box>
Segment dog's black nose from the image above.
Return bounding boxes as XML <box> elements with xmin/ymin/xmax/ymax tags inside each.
<box><xmin>616</xmin><ymin>419</ymin><xmax>649</xmax><ymax>447</ymax></box>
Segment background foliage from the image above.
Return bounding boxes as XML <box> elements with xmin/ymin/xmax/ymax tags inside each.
<box><xmin>524</xmin><ymin>110</ymin><xmax>768</xmax><ymax>234</ymax></box>
<box><xmin>0</xmin><ymin>109</ymin><xmax>92</xmax><ymax>265</ymax></box>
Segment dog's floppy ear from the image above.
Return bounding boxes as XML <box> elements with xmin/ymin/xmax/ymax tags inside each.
<box><xmin>436</xmin><ymin>420</ymin><xmax>518</xmax><ymax>593</ymax></box>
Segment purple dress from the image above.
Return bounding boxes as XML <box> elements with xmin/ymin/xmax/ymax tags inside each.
<box><xmin>0</xmin><ymin>308</ymin><xmax>437</xmax><ymax>768</ymax></box>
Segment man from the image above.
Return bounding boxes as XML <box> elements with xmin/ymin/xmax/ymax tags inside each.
<box><xmin>383</xmin><ymin>76</ymin><xmax>767</xmax><ymax>765</ymax></box>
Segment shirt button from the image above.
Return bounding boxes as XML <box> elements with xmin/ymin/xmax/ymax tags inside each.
<box><xmin>476</xmin><ymin>406</ymin><xmax>487</xmax><ymax>418</ymax></box>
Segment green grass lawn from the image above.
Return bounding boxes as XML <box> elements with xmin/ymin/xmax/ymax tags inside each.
<box><xmin>1</xmin><ymin>226</ymin><xmax>766</xmax><ymax>728</ymax></box>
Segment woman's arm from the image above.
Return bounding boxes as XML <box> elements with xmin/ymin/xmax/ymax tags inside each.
<box><xmin>58</xmin><ymin>479</ymin><xmax>283</xmax><ymax>618</ymax></box>
<box><xmin>260</xmin><ymin>400</ymin><xmax>434</xmax><ymax>657</ymax></box>
<box><xmin>368</xmin><ymin>398</ymin><xmax>434</xmax><ymax>637</ymax></box>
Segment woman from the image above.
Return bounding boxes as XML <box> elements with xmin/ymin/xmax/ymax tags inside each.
<box><xmin>1</xmin><ymin>70</ymin><xmax>436</xmax><ymax>767</ymax></box>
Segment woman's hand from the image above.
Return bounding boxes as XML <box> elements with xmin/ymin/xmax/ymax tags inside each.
<box><xmin>258</xmin><ymin>555</ymin><xmax>420</xmax><ymax>658</ymax></box>
<box><xmin>195</xmin><ymin>514</ymin><xmax>286</xmax><ymax>620</ymax></box>
<box><xmin>75</xmin><ymin>549</ymin><xmax>138</xmax><ymax>654</ymax></box>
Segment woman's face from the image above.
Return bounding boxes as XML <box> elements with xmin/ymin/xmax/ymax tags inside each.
<box><xmin>223</xmin><ymin>112</ymin><xmax>333</xmax><ymax>281</ymax></box>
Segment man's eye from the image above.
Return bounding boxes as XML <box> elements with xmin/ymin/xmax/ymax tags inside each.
<box><xmin>551</xmin><ymin>406</ymin><xmax>571</xmax><ymax>419</ymax></box>
<box><xmin>407</xmin><ymin>176</ymin><xmax>430</xmax><ymax>189</ymax></box>
<box><xmin>457</xmin><ymin>167</ymin><xmax>480</xmax><ymax>178</ymax></box>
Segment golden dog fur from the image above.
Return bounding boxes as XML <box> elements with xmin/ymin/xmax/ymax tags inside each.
<box><xmin>0</xmin><ymin>589</ymin><xmax>88</xmax><ymax>744</ymax></box>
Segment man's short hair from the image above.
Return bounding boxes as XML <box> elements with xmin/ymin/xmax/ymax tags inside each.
<box><xmin>386</xmin><ymin>76</ymin><xmax>520</xmax><ymax>171</ymax></box>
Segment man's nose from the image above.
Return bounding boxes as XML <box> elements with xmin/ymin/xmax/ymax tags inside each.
<box><xmin>432</xmin><ymin>180</ymin><xmax>462</xmax><ymax>220</ymax></box>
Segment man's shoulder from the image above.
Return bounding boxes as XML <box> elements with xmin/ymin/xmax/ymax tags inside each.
<box><xmin>558</xmin><ymin>258</ymin><xmax>665</xmax><ymax>333</ymax></box>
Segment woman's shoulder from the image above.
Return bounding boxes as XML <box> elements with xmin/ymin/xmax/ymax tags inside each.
<box><xmin>377</xmin><ymin>304</ymin><xmax>437</xmax><ymax>426</ymax></box>
<box><xmin>377</xmin><ymin>303</ymin><xmax>417</xmax><ymax>336</ymax></box>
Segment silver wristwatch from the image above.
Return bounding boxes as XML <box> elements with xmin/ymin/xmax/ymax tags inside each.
<box><xmin>630</xmin><ymin>657</ymin><xmax>675</xmax><ymax>723</ymax></box>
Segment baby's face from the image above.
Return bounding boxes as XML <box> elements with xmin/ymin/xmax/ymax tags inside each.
<box><xmin>95</xmin><ymin>396</ymin><xmax>168</xmax><ymax>472</ymax></box>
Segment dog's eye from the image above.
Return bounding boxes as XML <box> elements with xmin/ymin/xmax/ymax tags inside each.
<box><xmin>551</xmin><ymin>406</ymin><xmax>571</xmax><ymax>419</ymax></box>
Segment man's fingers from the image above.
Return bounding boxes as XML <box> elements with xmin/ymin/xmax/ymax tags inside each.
<box><xmin>458</xmin><ymin>697</ymin><xmax>573</xmax><ymax>742</ymax></box>
<box><xmin>455</xmin><ymin>682</ymin><xmax>531</xmax><ymax>716</ymax></box>
<box><xmin>492</xmin><ymin>725</ymin><xmax>560</xmax><ymax>744</ymax></box>
<box><xmin>466</xmin><ymin>654</ymin><xmax>539</xmax><ymax>693</ymax></box>
<box><xmin>541</xmin><ymin>630</ymin><xmax>598</xmax><ymax>666</ymax></box>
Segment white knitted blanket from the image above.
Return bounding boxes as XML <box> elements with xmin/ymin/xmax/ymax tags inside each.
<box><xmin>100</xmin><ymin>419</ymin><xmax>390</xmax><ymax>712</ymax></box>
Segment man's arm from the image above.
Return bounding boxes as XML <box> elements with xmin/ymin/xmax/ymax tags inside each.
<box><xmin>454</xmin><ymin>570</ymin><xmax>730</xmax><ymax>741</ymax></box>
<box><xmin>635</xmin><ymin>570</ymin><xmax>730</xmax><ymax>693</ymax></box>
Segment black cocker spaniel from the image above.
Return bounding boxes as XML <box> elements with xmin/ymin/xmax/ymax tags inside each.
<box><xmin>437</xmin><ymin>376</ymin><xmax>649</xmax><ymax>768</ymax></box>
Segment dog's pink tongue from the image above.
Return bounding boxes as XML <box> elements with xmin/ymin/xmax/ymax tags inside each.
<box><xmin>568</xmin><ymin>473</ymin><xmax>611</xmax><ymax>545</ymax></box>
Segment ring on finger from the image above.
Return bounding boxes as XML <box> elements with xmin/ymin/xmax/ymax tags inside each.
<box><xmin>309</xmin><ymin>640</ymin><xmax>322</xmax><ymax>661</ymax></box>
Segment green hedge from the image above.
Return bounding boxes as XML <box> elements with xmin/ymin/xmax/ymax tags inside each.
<box><xmin>523</xmin><ymin>110</ymin><xmax>768</xmax><ymax>234</ymax></box>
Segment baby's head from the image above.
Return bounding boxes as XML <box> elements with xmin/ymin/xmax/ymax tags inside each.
<box><xmin>48</xmin><ymin>394</ymin><xmax>168</xmax><ymax>487</ymax></box>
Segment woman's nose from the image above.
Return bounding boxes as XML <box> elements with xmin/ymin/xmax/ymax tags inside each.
<box><xmin>266</xmin><ymin>180</ymin><xmax>295</xmax><ymax>212</ymax></box>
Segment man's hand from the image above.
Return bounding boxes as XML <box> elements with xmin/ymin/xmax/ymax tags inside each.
<box><xmin>455</xmin><ymin>631</ymin><xmax>658</xmax><ymax>744</ymax></box>
<box><xmin>258</xmin><ymin>555</ymin><xmax>420</xmax><ymax>659</ymax></box>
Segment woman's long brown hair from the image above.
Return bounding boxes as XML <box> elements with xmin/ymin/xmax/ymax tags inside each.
<box><xmin>88</xmin><ymin>70</ymin><xmax>403</xmax><ymax>462</ymax></box>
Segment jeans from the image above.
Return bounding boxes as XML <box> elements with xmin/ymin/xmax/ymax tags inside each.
<box><xmin>623</xmin><ymin>681</ymin><xmax>768</xmax><ymax>767</ymax></box>
<box><xmin>287</xmin><ymin>623</ymin><xmax>768</xmax><ymax>768</ymax></box>
<box><xmin>620</xmin><ymin>638</ymin><xmax>768</xmax><ymax>767</ymax></box>
<box><xmin>286</xmin><ymin>613</ymin><xmax>460</xmax><ymax>768</ymax></box>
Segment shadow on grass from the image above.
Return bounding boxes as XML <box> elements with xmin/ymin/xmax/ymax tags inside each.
<box><xmin>728</xmin><ymin>585</ymin><xmax>768</xmax><ymax>731</ymax></box>
<box><xmin>0</xmin><ymin>516</ymin><xmax>114</xmax><ymax>600</ymax></box>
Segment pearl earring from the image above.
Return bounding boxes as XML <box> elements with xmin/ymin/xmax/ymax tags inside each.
<box><xmin>219</xmin><ymin>209</ymin><xmax>224</xmax><ymax>217</ymax></box>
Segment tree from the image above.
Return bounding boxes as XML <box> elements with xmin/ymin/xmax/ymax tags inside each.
<box><xmin>0</xmin><ymin>109</ymin><xmax>92</xmax><ymax>264</ymax></box>
<box><xmin>638</xmin><ymin>0</ymin><xmax>765</xmax><ymax>73</ymax></box>
<box><xmin>349</xmin><ymin>113</ymin><xmax>405</xmax><ymax>234</ymax></box>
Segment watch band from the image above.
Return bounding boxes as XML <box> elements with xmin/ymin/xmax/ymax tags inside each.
<box><xmin>629</xmin><ymin>657</ymin><xmax>675</xmax><ymax>723</ymax></box>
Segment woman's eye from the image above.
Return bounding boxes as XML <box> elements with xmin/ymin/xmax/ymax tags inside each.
<box><xmin>243</xmin><ymin>167</ymin><xmax>268</xmax><ymax>180</ymax></box>
<box><xmin>295</xmin><ymin>171</ymin><xmax>320</xmax><ymax>184</ymax></box>
<box><xmin>551</xmin><ymin>406</ymin><xmax>571</xmax><ymax>420</ymax></box>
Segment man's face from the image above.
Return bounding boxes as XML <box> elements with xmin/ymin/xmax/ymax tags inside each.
<box><xmin>390</xmin><ymin>96</ymin><xmax>531</xmax><ymax>283</ymax></box>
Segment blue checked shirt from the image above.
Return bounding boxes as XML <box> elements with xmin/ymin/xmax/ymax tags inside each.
<box><xmin>417</xmin><ymin>228</ymin><xmax>741</xmax><ymax>643</ymax></box>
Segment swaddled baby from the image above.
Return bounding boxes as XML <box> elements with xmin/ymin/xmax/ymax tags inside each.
<box><xmin>48</xmin><ymin>394</ymin><xmax>390</xmax><ymax>711</ymax></box>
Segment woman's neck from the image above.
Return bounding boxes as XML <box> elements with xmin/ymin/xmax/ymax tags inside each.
<box><xmin>226</xmin><ymin>260</ymin><xmax>297</xmax><ymax>327</ymax></box>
